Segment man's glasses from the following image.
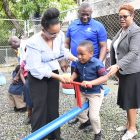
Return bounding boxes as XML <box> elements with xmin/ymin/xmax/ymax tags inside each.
<box><xmin>119</xmin><ymin>15</ymin><xmax>131</xmax><ymax>20</ymax></box>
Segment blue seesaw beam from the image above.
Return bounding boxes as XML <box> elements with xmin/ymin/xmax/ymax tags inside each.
<box><xmin>23</xmin><ymin>102</ymin><xmax>89</xmax><ymax>140</ymax></box>
<box><xmin>23</xmin><ymin>87</ymin><xmax>110</xmax><ymax>140</ymax></box>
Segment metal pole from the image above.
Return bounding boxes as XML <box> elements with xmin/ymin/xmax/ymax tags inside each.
<box><xmin>5</xmin><ymin>48</ymin><xmax>8</xmax><ymax>65</ymax></box>
<box><xmin>27</xmin><ymin>20</ymin><xmax>30</xmax><ymax>37</ymax></box>
<box><xmin>24</xmin><ymin>20</ymin><xmax>27</xmax><ymax>36</ymax></box>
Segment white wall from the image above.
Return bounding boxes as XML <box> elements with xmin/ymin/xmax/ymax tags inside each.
<box><xmin>91</xmin><ymin>0</ymin><xmax>135</xmax><ymax>17</ymax></box>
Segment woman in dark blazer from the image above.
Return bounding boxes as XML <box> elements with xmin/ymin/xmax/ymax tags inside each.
<box><xmin>108</xmin><ymin>4</ymin><xmax>140</xmax><ymax>140</ymax></box>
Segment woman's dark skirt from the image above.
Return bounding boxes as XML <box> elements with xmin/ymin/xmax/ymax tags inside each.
<box><xmin>117</xmin><ymin>72</ymin><xmax>140</xmax><ymax>110</ymax></box>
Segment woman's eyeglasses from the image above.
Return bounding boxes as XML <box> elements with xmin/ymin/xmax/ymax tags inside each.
<box><xmin>119</xmin><ymin>15</ymin><xmax>131</xmax><ymax>20</ymax></box>
<box><xmin>43</xmin><ymin>29</ymin><xmax>59</xmax><ymax>37</ymax></box>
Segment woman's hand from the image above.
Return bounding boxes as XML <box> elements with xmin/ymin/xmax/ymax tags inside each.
<box><xmin>65</xmin><ymin>77</ymin><xmax>73</xmax><ymax>83</ymax></box>
<box><xmin>58</xmin><ymin>75</ymin><xmax>66</xmax><ymax>83</ymax></box>
<box><xmin>58</xmin><ymin>59</ymin><xmax>69</xmax><ymax>72</ymax></box>
<box><xmin>81</xmin><ymin>81</ymin><xmax>92</xmax><ymax>88</ymax></box>
<box><xmin>61</xmin><ymin>73</ymin><xmax>73</xmax><ymax>83</ymax></box>
<box><xmin>107</xmin><ymin>64</ymin><xmax>120</xmax><ymax>77</ymax></box>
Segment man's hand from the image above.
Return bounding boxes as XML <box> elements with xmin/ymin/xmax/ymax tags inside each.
<box><xmin>12</xmin><ymin>76</ymin><xmax>19</xmax><ymax>84</ymax></box>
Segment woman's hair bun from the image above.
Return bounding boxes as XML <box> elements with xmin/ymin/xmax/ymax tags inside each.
<box><xmin>44</xmin><ymin>8</ymin><xmax>60</xmax><ymax>20</ymax></box>
<box><xmin>41</xmin><ymin>8</ymin><xmax>60</xmax><ymax>29</ymax></box>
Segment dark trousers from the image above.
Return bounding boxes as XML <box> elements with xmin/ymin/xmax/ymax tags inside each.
<box><xmin>23</xmin><ymin>78</ymin><xmax>32</xmax><ymax>108</ymax></box>
<box><xmin>28</xmin><ymin>71</ymin><xmax>60</xmax><ymax>139</ymax></box>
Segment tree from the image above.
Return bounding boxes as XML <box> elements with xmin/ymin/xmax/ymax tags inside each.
<box><xmin>0</xmin><ymin>0</ymin><xmax>76</xmax><ymax>46</ymax></box>
<box><xmin>1</xmin><ymin>0</ymin><xmax>22</xmax><ymax>31</ymax></box>
<box><xmin>0</xmin><ymin>0</ymin><xmax>77</xmax><ymax>20</ymax></box>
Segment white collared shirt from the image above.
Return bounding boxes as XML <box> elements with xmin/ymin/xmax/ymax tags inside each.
<box><xmin>113</xmin><ymin>33</ymin><xmax>122</xmax><ymax>61</ymax></box>
<box><xmin>25</xmin><ymin>31</ymin><xmax>70</xmax><ymax>80</ymax></box>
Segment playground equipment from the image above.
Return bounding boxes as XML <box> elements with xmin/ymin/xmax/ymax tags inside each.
<box><xmin>0</xmin><ymin>73</ymin><xmax>6</xmax><ymax>85</ymax></box>
<box><xmin>23</xmin><ymin>102</ymin><xmax>89</xmax><ymax>140</ymax></box>
<box><xmin>23</xmin><ymin>81</ymin><xmax>110</xmax><ymax>140</ymax></box>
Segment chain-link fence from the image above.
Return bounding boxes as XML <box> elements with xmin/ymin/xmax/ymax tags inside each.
<box><xmin>0</xmin><ymin>5</ymin><xmax>140</xmax><ymax>69</ymax></box>
<box><xmin>0</xmin><ymin>19</ymin><xmax>26</xmax><ymax>45</ymax></box>
<box><xmin>0</xmin><ymin>19</ymin><xmax>26</xmax><ymax>66</ymax></box>
<box><xmin>95</xmin><ymin>9</ymin><xmax>140</xmax><ymax>71</ymax></box>
<box><xmin>95</xmin><ymin>9</ymin><xmax>140</xmax><ymax>40</ymax></box>
<box><xmin>0</xmin><ymin>48</ymin><xmax>17</xmax><ymax>65</ymax></box>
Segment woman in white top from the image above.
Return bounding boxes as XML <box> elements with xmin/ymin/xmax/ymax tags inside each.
<box><xmin>25</xmin><ymin>8</ymin><xmax>77</xmax><ymax>140</ymax></box>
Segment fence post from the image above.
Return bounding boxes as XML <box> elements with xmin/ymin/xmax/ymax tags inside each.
<box><xmin>27</xmin><ymin>20</ymin><xmax>30</xmax><ymax>37</ymax></box>
<box><xmin>5</xmin><ymin>48</ymin><xmax>8</xmax><ymax>65</ymax></box>
<box><xmin>24</xmin><ymin>20</ymin><xmax>27</xmax><ymax>35</ymax></box>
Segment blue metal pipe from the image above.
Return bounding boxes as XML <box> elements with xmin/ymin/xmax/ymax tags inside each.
<box><xmin>23</xmin><ymin>102</ymin><xmax>89</xmax><ymax>140</ymax></box>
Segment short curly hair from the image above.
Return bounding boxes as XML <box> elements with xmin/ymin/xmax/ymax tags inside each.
<box><xmin>119</xmin><ymin>4</ymin><xmax>135</xmax><ymax>15</ymax></box>
<box><xmin>78</xmin><ymin>40</ymin><xmax>94</xmax><ymax>53</ymax></box>
<box><xmin>41</xmin><ymin>8</ymin><xmax>60</xmax><ymax>29</ymax></box>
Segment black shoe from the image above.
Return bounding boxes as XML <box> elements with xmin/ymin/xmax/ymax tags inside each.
<box><xmin>78</xmin><ymin>119</ymin><xmax>91</xmax><ymax>130</ymax></box>
<box><xmin>94</xmin><ymin>131</ymin><xmax>102</xmax><ymax>140</ymax></box>
<box><xmin>15</xmin><ymin>107</ymin><xmax>27</xmax><ymax>112</ymax></box>
<box><xmin>19</xmin><ymin>107</ymin><xmax>27</xmax><ymax>112</ymax></box>
<box><xmin>14</xmin><ymin>107</ymin><xmax>19</xmax><ymax>112</ymax></box>
<box><xmin>24</xmin><ymin>117</ymin><xmax>31</xmax><ymax>125</ymax></box>
<box><xmin>83</xmin><ymin>126</ymin><xmax>93</xmax><ymax>133</ymax></box>
<box><xmin>57</xmin><ymin>138</ymin><xmax>64</xmax><ymax>140</ymax></box>
<box><xmin>68</xmin><ymin>118</ymin><xmax>79</xmax><ymax>125</ymax></box>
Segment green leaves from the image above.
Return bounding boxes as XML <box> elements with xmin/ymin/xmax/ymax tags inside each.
<box><xmin>1</xmin><ymin>0</ymin><xmax>76</xmax><ymax>20</ymax></box>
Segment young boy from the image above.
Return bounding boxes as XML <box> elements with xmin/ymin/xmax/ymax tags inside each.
<box><xmin>69</xmin><ymin>40</ymin><xmax>108</xmax><ymax>140</ymax></box>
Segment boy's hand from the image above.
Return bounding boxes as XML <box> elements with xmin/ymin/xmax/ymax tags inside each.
<box><xmin>81</xmin><ymin>81</ymin><xmax>92</xmax><ymax>88</ymax></box>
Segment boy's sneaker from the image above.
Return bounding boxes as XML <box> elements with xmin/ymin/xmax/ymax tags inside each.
<box><xmin>78</xmin><ymin>119</ymin><xmax>91</xmax><ymax>130</ymax></box>
<box><xmin>14</xmin><ymin>107</ymin><xmax>18</xmax><ymax>112</ymax></box>
<box><xmin>19</xmin><ymin>107</ymin><xmax>27</xmax><ymax>112</ymax></box>
<box><xmin>14</xmin><ymin>107</ymin><xmax>27</xmax><ymax>112</ymax></box>
<box><xmin>83</xmin><ymin>126</ymin><xmax>93</xmax><ymax>133</ymax></box>
<box><xmin>94</xmin><ymin>131</ymin><xmax>102</xmax><ymax>140</ymax></box>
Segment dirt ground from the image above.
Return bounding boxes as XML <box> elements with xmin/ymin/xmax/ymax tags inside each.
<box><xmin>0</xmin><ymin>66</ymin><xmax>140</xmax><ymax>140</ymax></box>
